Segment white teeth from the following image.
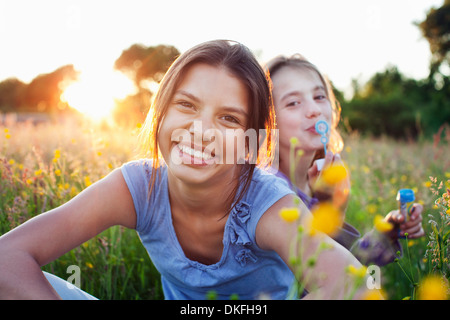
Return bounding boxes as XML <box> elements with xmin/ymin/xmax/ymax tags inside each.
<box><xmin>178</xmin><ymin>144</ymin><xmax>213</xmax><ymax>161</ymax></box>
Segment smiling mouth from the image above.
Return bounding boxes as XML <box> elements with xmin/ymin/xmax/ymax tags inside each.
<box><xmin>176</xmin><ymin>143</ymin><xmax>216</xmax><ymax>164</ymax></box>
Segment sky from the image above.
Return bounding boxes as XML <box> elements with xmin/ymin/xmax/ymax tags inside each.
<box><xmin>0</xmin><ymin>0</ymin><xmax>443</xmax><ymax>99</ymax></box>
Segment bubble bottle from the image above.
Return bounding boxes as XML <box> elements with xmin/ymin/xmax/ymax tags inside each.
<box><xmin>396</xmin><ymin>189</ymin><xmax>415</xmax><ymax>221</ymax></box>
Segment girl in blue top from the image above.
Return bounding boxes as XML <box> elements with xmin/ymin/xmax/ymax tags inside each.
<box><xmin>0</xmin><ymin>40</ymin><xmax>365</xmax><ymax>300</ymax></box>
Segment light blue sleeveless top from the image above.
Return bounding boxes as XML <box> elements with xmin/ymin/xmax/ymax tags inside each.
<box><xmin>121</xmin><ymin>159</ymin><xmax>295</xmax><ymax>300</ymax></box>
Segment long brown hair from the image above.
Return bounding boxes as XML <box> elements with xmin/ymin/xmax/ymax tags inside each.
<box><xmin>139</xmin><ymin>40</ymin><xmax>276</xmax><ymax>212</ymax></box>
<box><xmin>265</xmin><ymin>54</ymin><xmax>344</xmax><ymax>162</ymax></box>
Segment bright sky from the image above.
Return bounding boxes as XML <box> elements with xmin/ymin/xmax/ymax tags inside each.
<box><xmin>0</xmin><ymin>0</ymin><xmax>442</xmax><ymax>98</ymax></box>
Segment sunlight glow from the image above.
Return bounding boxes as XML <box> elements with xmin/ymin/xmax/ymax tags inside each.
<box><xmin>61</xmin><ymin>69</ymin><xmax>136</xmax><ymax>120</ymax></box>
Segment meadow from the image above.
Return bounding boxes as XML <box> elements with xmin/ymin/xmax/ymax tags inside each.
<box><xmin>0</xmin><ymin>116</ymin><xmax>449</xmax><ymax>300</ymax></box>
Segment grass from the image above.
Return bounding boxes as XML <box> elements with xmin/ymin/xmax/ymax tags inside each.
<box><xmin>0</xmin><ymin>116</ymin><xmax>449</xmax><ymax>299</ymax></box>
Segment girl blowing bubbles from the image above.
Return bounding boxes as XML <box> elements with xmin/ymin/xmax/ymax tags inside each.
<box><xmin>265</xmin><ymin>54</ymin><xmax>424</xmax><ymax>266</ymax></box>
<box><xmin>0</xmin><ymin>40</ymin><xmax>365</xmax><ymax>300</ymax></box>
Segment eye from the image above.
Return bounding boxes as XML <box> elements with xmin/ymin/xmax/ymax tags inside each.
<box><xmin>314</xmin><ymin>95</ymin><xmax>327</xmax><ymax>101</ymax></box>
<box><xmin>286</xmin><ymin>100</ymin><xmax>301</xmax><ymax>107</ymax></box>
<box><xmin>221</xmin><ymin>115</ymin><xmax>240</xmax><ymax>124</ymax></box>
<box><xmin>176</xmin><ymin>100</ymin><xmax>196</xmax><ymax>110</ymax></box>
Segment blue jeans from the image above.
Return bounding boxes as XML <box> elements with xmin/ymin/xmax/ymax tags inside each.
<box><xmin>44</xmin><ymin>272</ymin><xmax>98</xmax><ymax>300</ymax></box>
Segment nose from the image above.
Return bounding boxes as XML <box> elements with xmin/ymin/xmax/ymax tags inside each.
<box><xmin>304</xmin><ymin>100</ymin><xmax>322</xmax><ymax>119</ymax></box>
<box><xmin>188</xmin><ymin>116</ymin><xmax>216</xmax><ymax>145</ymax></box>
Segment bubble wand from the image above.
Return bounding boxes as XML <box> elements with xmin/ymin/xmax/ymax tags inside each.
<box><xmin>315</xmin><ymin>120</ymin><xmax>329</xmax><ymax>155</ymax></box>
<box><xmin>314</xmin><ymin>120</ymin><xmax>329</xmax><ymax>171</ymax></box>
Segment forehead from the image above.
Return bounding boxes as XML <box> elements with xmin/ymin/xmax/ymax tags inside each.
<box><xmin>271</xmin><ymin>65</ymin><xmax>324</xmax><ymax>90</ymax></box>
<box><xmin>175</xmin><ymin>63</ymin><xmax>249</xmax><ymax>108</ymax></box>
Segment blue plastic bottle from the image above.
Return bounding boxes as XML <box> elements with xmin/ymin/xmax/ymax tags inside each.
<box><xmin>396</xmin><ymin>189</ymin><xmax>415</xmax><ymax>221</ymax></box>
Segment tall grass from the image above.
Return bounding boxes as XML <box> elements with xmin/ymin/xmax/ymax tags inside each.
<box><xmin>0</xmin><ymin>117</ymin><xmax>162</xmax><ymax>299</ymax></box>
<box><xmin>0</xmin><ymin>117</ymin><xmax>449</xmax><ymax>299</ymax></box>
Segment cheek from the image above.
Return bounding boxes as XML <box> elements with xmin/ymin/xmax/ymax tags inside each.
<box><xmin>157</xmin><ymin>119</ymin><xmax>178</xmax><ymax>157</ymax></box>
<box><xmin>278</xmin><ymin>111</ymin><xmax>302</xmax><ymax>137</ymax></box>
<box><xmin>323</xmin><ymin>104</ymin><xmax>333</xmax><ymax>123</ymax></box>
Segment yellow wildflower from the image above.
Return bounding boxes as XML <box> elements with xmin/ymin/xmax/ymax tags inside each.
<box><xmin>424</xmin><ymin>181</ymin><xmax>432</xmax><ymax>188</ymax></box>
<box><xmin>374</xmin><ymin>215</ymin><xmax>393</xmax><ymax>233</ymax></box>
<box><xmin>367</xmin><ymin>204</ymin><xmax>377</xmax><ymax>215</ymax></box>
<box><xmin>8</xmin><ymin>159</ymin><xmax>15</xmax><ymax>165</ymax></box>
<box><xmin>361</xmin><ymin>165</ymin><xmax>370</xmax><ymax>174</ymax></box>
<box><xmin>34</xmin><ymin>169</ymin><xmax>42</xmax><ymax>177</ymax></box>
<box><xmin>5</xmin><ymin>133</ymin><xmax>11</xmax><ymax>139</ymax></box>
<box><xmin>85</xmin><ymin>262</ymin><xmax>94</xmax><ymax>269</ymax></box>
<box><xmin>279</xmin><ymin>207</ymin><xmax>301</xmax><ymax>223</ymax></box>
<box><xmin>417</xmin><ymin>275</ymin><xmax>449</xmax><ymax>300</ymax></box>
<box><xmin>347</xmin><ymin>264</ymin><xmax>367</xmax><ymax>278</ymax></box>
<box><xmin>309</xmin><ymin>202</ymin><xmax>343</xmax><ymax>236</ymax></box>
<box><xmin>54</xmin><ymin>169</ymin><xmax>61</xmax><ymax>176</ymax></box>
<box><xmin>289</xmin><ymin>137</ymin><xmax>299</xmax><ymax>146</ymax></box>
<box><xmin>4</xmin><ymin>128</ymin><xmax>9</xmax><ymax>133</ymax></box>
<box><xmin>362</xmin><ymin>289</ymin><xmax>385</xmax><ymax>300</ymax></box>
<box><xmin>321</xmin><ymin>164</ymin><xmax>348</xmax><ymax>185</ymax></box>
<box><xmin>70</xmin><ymin>186</ymin><xmax>78</xmax><ymax>198</ymax></box>
<box><xmin>26</xmin><ymin>178</ymin><xmax>33</xmax><ymax>185</ymax></box>
<box><xmin>54</xmin><ymin>149</ymin><xmax>61</xmax><ymax>159</ymax></box>
<box><xmin>84</xmin><ymin>176</ymin><xmax>92</xmax><ymax>187</ymax></box>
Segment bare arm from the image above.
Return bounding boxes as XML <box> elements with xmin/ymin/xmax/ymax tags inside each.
<box><xmin>0</xmin><ymin>168</ymin><xmax>136</xmax><ymax>299</ymax></box>
<box><xmin>256</xmin><ymin>194</ymin><xmax>368</xmax><ymax>300</ymax></box>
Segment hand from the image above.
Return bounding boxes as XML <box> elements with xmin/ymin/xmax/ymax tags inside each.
<box><xmin>384</xmin><ymin>203</ymin><xmax>425</xmax><ymax>241</ymax></box>
<box><xmin>309</xmin><ymin>152</ymin><xmax>351</xmax><ymax>214</ymax></box>
<box><xmin>307</xmin><ymin>151</ymin><xmax>335</xmax><ymax>185</ymax></box>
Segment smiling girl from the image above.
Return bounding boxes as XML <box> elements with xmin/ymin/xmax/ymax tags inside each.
<box><xmin>0</xmin><ymin>41</ymin><xmax>365</xmax><ymax>300</ymax></box>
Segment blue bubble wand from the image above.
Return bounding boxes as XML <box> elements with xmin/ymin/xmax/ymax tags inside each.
<box><xmin>315</xmin><ymin>120</ymin><xmax>329</xmax><ymax>155</ymax></box>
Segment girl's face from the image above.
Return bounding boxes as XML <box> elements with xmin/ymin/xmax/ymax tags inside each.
<box><xmin>271</xmin><ymin>66</ymin><xmax>332</xmax><ymax>154</ymax></box>
<box><xmin>158</xmin><ymin>63</ymin><xmax>249</xmax><ymax>186</ymax></box>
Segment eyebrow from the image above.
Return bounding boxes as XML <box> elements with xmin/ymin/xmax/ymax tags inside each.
<box><xmin>280</xmin><ymin>85</ymin><xmax>326</xmax><ymax>101</ymax></box>
<box><xmin>174</xmin><ymin>90</ymin><xmax>248</xmax><ymax>118</ymax></box>
<box><xmin>175</xmin><ymin>90</ymin><xmax>200</xmax><ymax>103</ymax></box>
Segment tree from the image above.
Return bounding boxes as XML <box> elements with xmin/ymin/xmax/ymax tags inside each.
<box><xmin>113</xmin><ymin>44</ymin><xmax>180</xmax><ymax>125</ymax></box>
<box><xmin>0</xmin><ymin>78</ymin><xmax>27</xmax><ymax>112</ymax></box>
<box><xmin>114</xmin><ymin>44</ymin><xmax>179</xmax><ymax>89</ymax></box>
<box><xmin>418</xmin><ymin>0</ymin><xmax>450</xmax><ymax>77</ymax></box>
<box><xmin>24</xmin><ymin>65</ymin><xmax>79</xmax><ymax>112</ymax></box>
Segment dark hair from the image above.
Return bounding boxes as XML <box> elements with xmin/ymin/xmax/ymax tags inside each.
<box><xmin>140</xmin><ymin>40</ymin><xmax>276</xmax><ymax>213</ymax></box>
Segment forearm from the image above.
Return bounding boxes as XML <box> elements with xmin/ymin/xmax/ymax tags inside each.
<box><xmin>299</xmin><ymin>236</ymin><xmax>368</xmax><ymax>300</ymax></box>
<box><xmin>0</xmin><ymin>249</ymin><xmax>61</xmax><ymax>300</ymax></box>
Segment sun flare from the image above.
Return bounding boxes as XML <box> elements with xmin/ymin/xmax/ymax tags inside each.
<box><xmin>61</xmin><ymin>68</ymin><xmax>135</xmax><ymax>120</ymax></box>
